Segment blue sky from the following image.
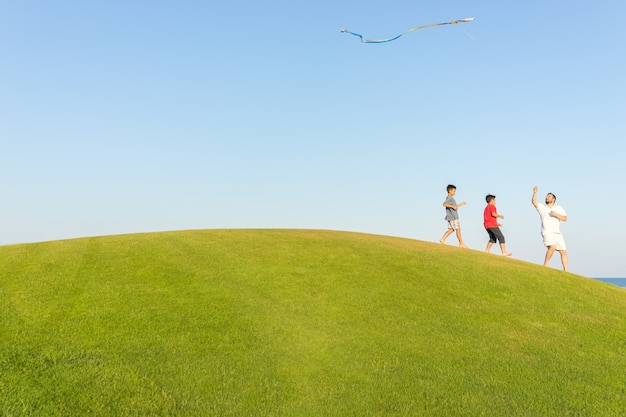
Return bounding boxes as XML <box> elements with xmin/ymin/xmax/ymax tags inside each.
<box><xmin>1</xmin><ymin>1</ymin><xmax>625</xmax><ymax>278</ymax></box>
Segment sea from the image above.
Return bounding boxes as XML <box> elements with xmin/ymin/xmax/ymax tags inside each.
<box><xmin>593</xmin><ymin>278</ymin><xmax>626</xmax><ymax>288</ymax></box>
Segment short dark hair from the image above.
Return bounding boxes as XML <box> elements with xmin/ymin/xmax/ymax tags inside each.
<box><xmin>446</xmin><ymin>184</ymin><xmax>456</xmax><ymax>193</ymax></box>
<box><xmin>548</xmin><ymin>193</ymin><xmax>557</xmax><ymax>201</ymax></box>
<box><xmin>485</xmin><ymin>194</ymin><xmax>496</xmax><ymax>203</ymax></box>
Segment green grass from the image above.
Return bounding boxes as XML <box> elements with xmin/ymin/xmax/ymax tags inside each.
<box><xmin>1</xmin><ymin>229</ymin><xmax>625</xmax><ymax>416</ymax></box>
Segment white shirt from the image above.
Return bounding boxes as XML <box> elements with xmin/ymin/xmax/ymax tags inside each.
<box><xmin>536</xmin><ymin>204</ymin><xmax>567</xmax><ymax>234</ymax></box>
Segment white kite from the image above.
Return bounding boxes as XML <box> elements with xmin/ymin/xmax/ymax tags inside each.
<box><xmin>341</xmin><ymin>17</ymin><xmax>475</xmax><ymax>43</ymax></box>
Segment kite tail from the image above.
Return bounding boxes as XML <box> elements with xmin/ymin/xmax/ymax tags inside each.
<box><xmin>341</xmin><ymin>17</ymin><xmax>475</xmax><ymax>44</ymax></box>
<box><xmin>340</xmin><ymin>29</ymin><xmax>365</xmax><ymax>42</ymax></box>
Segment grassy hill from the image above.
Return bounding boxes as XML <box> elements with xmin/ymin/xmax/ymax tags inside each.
<box><xmin>1</xmin><ymin>229</ymin><xmax>625</xmax><ymax>416</ymax></box>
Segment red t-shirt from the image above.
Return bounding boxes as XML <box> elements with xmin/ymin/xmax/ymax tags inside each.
<box><xmin>484</xmin><ymin>204</ymin><xmax>498</xmax><ymax>229</ymax></box>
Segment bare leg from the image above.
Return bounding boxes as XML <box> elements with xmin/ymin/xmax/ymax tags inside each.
<box><xmin>455</xmin><ymin>229</ymin><xmax>467</xmax><ymax>248</ymax></box>
<box><xmin>544</xmin><ymin>245</ymin><xmax>556</xmax><ymax>267</ymax></box>
<box><xmin>485</xmin><ymin>242</ymin><xmax>493</xmax><ymax>253</ymax></box>
<box><xmin>440</xmin><ymin>229</ymin><xmax>453</xmax><ymax>244</ymax></box>
<box><xmin>499</xmin><ymin>243</ymin><xmax>512</xmax><ymax>257</ymax></box>
<box><xmin>559</xmin><ymin>250</ymin><xmax>568</xmax><ymax>272</ymax></box>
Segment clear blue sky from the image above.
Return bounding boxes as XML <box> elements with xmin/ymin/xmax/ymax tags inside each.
<box><xmin>1</xmin><ymin>1</ymin><xmax>625</xmax><ymax>277</ymax></box>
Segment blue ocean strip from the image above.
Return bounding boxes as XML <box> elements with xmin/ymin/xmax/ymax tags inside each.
<box><xmin>593</xmin><ymin>278</ymin><xmax>626</xmax><ymax>288</ymax></box>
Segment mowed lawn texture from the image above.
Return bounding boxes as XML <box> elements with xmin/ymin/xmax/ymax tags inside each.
<box><xmin>1</xmin><ymin>229</ymin><xmax>625</xmax><ymax>416</ymax></box>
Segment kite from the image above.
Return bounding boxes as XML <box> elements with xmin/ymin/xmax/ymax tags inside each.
<box><xmin>341</xmin><ymin>17</ymin><xmax>475</xmax><ymax>44</ymax></box>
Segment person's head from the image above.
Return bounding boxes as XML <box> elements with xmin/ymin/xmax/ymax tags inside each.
<box><xmin>545</xmin><ymin>193</ymin><xmax>556</xmax><ymax>205</ymax></box>
<box><xmin>446</xmin><ymin>184</ymin><xmax>457</xmax><ymax>195</ymax></box>
<box><xmin>485</xmin><ymin>194</ymin><xmax>496</xmax><ymax>204</ymax></box>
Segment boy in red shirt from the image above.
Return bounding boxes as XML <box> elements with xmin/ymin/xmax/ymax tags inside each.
<box><xmin>484</xmin><ymin>194</ymin><xmax>512</xmax><ymax>256</ymax></box>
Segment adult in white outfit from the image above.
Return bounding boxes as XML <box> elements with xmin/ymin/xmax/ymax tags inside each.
<box><xmin>532</xmin><ymin>186</ymin><xmax>568</xmax><ymax>271</ymax></box>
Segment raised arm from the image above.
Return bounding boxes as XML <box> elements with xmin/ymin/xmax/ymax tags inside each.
<box><xmin>531</xmin><ymin>186</ymin><xmax>539</xmax><ymax>208</ymax></box>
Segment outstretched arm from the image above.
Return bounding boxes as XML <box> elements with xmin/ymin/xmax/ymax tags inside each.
<box><xmin>531</xmin><ymin>186</ymin><xmax>539</xmax><ymax>208</ymax></box>
<box><xmin>443</xmin><ymin>201</ymin><xmax>467</xmax><ymax>210</ymax></box>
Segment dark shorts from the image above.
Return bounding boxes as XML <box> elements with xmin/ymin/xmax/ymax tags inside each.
<box><xmin>486</xmin><ymin>227</ymin><xmax>505</xmax><ymax>244</ymax></box>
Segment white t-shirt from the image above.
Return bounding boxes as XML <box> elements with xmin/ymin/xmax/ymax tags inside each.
<box><xmin>536</xmin><ymin>204</ymin><xmax>567</xmax><ymax>234</ymax></box>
